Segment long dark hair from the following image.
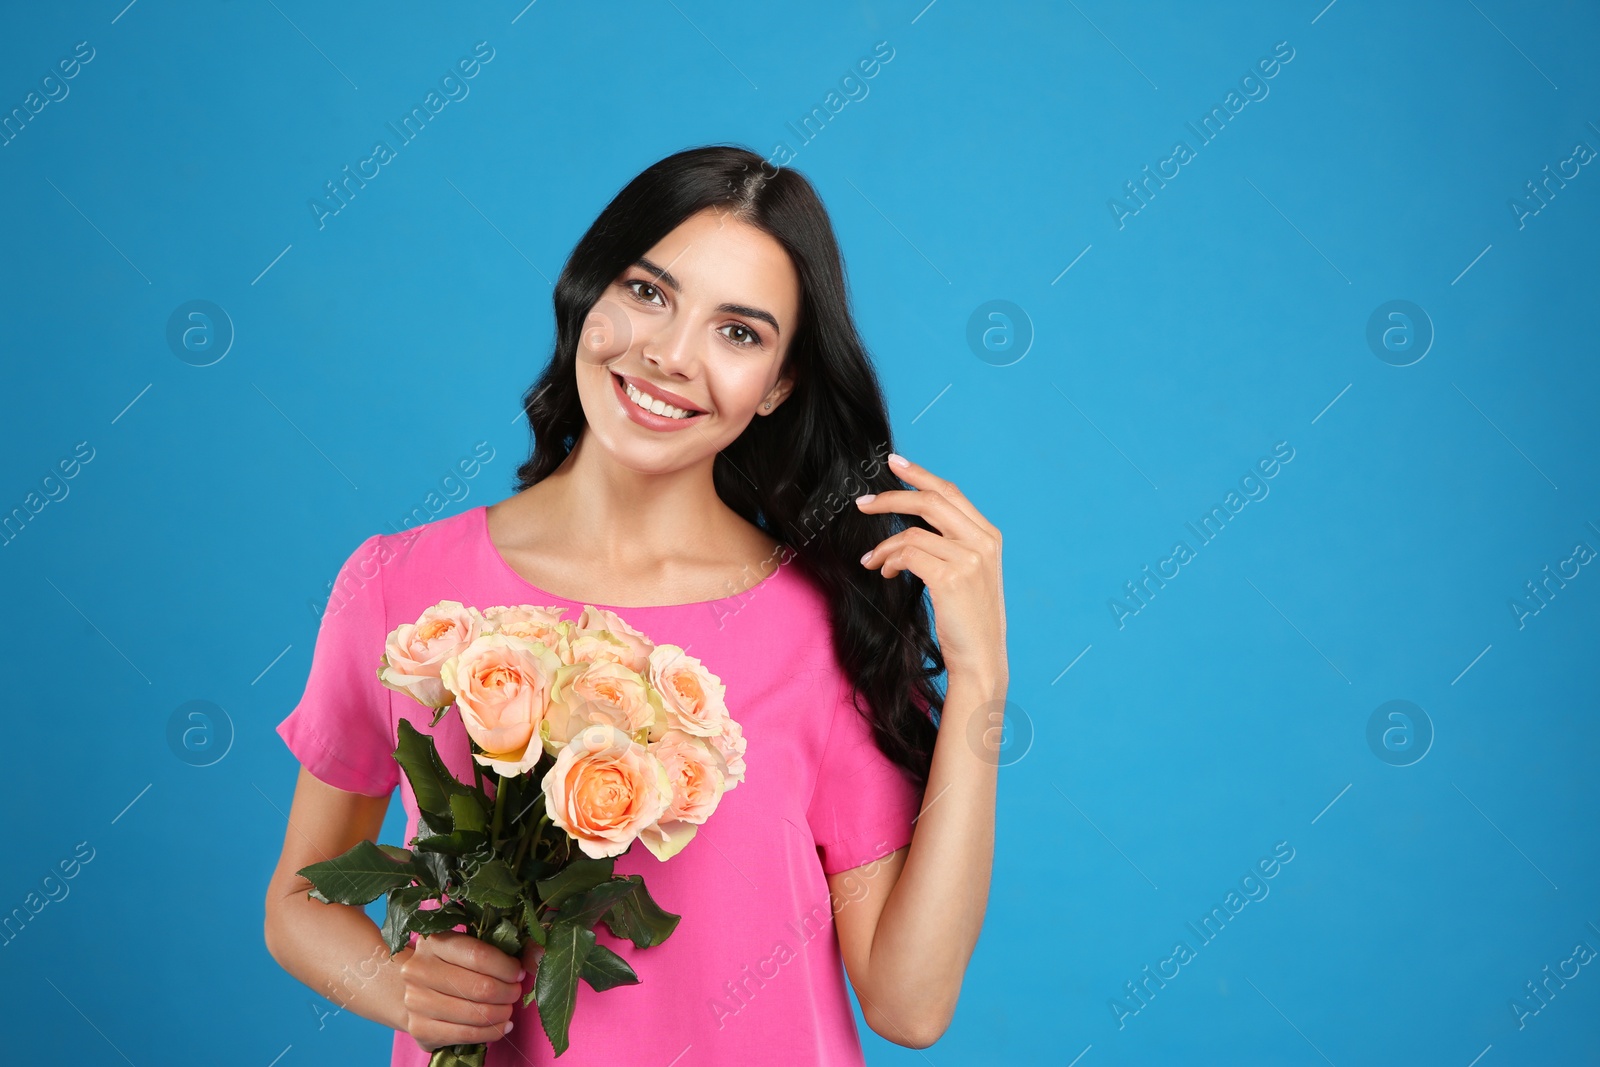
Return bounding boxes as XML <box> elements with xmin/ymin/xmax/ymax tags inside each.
<box><xmin>511</xmin><ymin>143</ymin><xmax>941</xmax><ymax>790</ymax></box>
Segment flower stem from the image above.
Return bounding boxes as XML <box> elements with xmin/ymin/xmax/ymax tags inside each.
<box><xmin>490</xmin><ymin>772</ymin><xmax>508</xmax><ymax>846</ymax></box>
<box><xmin>511</xmin><ymin>802</ymin><xmax>544</xmax><ymax>874</ymax></box>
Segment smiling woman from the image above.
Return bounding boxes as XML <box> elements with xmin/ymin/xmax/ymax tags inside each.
<box><xmin>264</xmin><ymin>144</ymin><xmax>1007</xmax><ymax>1066</ymax></box>
<box><xmin>549</xmin><ymin>207</ymin><xmax>801</xmax><ymax>470</ymax></box>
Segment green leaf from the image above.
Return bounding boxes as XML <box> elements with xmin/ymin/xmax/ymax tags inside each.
<box><xmin>535</xmin><ymin>856</ymin><xmax>614</xmax><ymax>911</ymax></box>
<box><xmin>408</xmin><ymin>903</ymin><xmax>472</xmax><ymax>935</ymax></box>
<box><xmin>522</xmin><ymin>901</ymin><xmax>547</xmax><ymax>947</ymax></box>
<box><xmin>484</xmin><ymin>916</ymin><xmax>522</xmax><ymax>957</ymax></box>
<box><xmin>414</xmin><ymin>849</ymin><xmax>456</xmax><ymax>893</ymax></box>
<box><xmin>519</xmin><ymin>853</ymin><xmax>560</xmax><ymax>885</ymax></box>
<box><xmin>394</xmin><ymin>719</ymin><xmax>473</xmax><ymax>829</ymax></box>
<box><xmin>426</xmin><ymin>1043</ymin><xmax>486</xmax><ymax>1067</ymax></box>
<box><xmin>375</xmin><ymin>843</ymin><xmax>416</xmax><ymax>865</ymax></box>
<box><xmin>462</xmin><ymin>859</ymin><xmax>521</xmax><ymax>910</ymax></box>
<box><xmin>298</xmin><ymin>840</ymin><xmax>420</xmax><ymax>906</ymax></box>
<box><xmin>413</xmin><ymin>830</ymin><xmax>475</xmax><ymax>858</ymax></box>
<box><xmin>381</xmin><ymin>885</ymin><xmax>434</xmax><ymax>953</ymax></box>
<box><xmin>535</xmin><ymin>921</ymin><xmax>595</xmax><ymax>1057</ymax></box>
<box><xmin>556</xmin><ymin>878</ymin><xmax>644</xmax><ymax>930</ymax></box>
<box><xmin>579</xmin><ymin>943</ymin><xmax>639</xmax><ymax>992</ymax></box>
<box><xmin>599</xmin><ymin>875</ymin><xmax>682</xmax><ymax>949</ymax></box>
<box><xmin>449</xmin><ymin>792</ymin><xmax>489</xmax><ymax>837</ymax></box>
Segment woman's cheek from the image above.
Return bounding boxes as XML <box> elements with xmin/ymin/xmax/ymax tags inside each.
<box><xmin>580</xmin><ymin>296</ymin><xmax>635</xmax><ymax>363</ymax></box>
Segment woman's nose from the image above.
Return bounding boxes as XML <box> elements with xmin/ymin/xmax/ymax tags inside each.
<box><xmin>640</xmin><ymin>317</ymin><xmax>699</xmax><ymax>377</ymax></box>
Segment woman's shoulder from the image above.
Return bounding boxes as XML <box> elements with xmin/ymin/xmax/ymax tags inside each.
<box><xmin>329</xmin><ymin>507</ymin><xmax>484</xmax><ymax>593</ymax></box>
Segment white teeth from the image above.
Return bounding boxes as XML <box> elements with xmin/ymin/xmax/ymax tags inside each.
<box><xmin>623</xmin><ymin>379</ymin><xmax>696</xmax><ymax>419</ymax></box>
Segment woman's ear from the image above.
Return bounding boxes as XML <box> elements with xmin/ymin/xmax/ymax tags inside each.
<box><xmin>760</xmin><ymin>375</ymin><xmax>795</xmax><ymax>414</ymax></box>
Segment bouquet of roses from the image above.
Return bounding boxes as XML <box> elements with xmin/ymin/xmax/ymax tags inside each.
<box><xmin>296</xmin><ymin>600</ymin><xmax>746</xmax><ymax>1065</ymax></box>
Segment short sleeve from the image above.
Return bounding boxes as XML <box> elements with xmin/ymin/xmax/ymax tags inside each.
<box><xmin>806</xmin><ymin>673</ymin><xmax>927</xmax><ymax>876</ymax></box>
<box><xmin>275</xmin><ymin>534</ymin><xmax>400</xmax><ymax>798</ymax></box>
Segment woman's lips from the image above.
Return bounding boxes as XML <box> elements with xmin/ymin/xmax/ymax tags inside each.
<box><xmin>610</xmin><ymin>371</ymin><xmax>709</xmax><ymax>433</ymax></box>
<box><xmin>614</xmin><ymin>371</ymin><xmax>705</xmax><ymax>414</ymax></box>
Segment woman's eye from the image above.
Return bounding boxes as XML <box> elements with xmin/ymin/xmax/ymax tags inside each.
<box><xmin>722</xmin><ymin>323</ymin><xmax>760</xmax><ymax>348</ymax></box>
<box><xmin>625</xmin><ymin>279</ymin><xmax>664</xmax><ymax>305</ymax></box>
<box><xmin>620</xmin><ymin>280</ymin><xmax>759</xmax><ymax>347</ymax></box>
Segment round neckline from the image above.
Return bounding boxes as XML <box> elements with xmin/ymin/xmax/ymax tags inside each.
<box><xmin>474</xmin><ymin>504</ymin><xmax>787</xmax><ymax>612</ymax></box>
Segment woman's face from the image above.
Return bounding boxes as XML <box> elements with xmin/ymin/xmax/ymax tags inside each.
<box><xmin>574</xmin><ymin>207</ymin><xmax>801</xmax><ymax>475</ymax></box>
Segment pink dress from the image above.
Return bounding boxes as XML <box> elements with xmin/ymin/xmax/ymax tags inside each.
<box><xmin>276</xmin><ymin>505</ymin><xmax>927</xmax><ymax>1066</ymax></box>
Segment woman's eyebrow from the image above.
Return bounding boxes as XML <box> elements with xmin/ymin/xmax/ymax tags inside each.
<box><xmin>633</xmin><ymin>256</ymin><xmax>782</xmax><ymax>337</ymax></box>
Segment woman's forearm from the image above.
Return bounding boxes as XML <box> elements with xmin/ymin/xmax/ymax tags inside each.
<box><xmin>863</xmin><ymin>663</ymin><xmax>1006</xmax><ymax>1039</ymax></box>
<box><xmin>266</xmin><ymin>884</ymin><xmax>413</xmax><ymax>1033</ymax></box>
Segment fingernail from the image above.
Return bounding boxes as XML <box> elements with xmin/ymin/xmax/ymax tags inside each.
<box><xmin>860</xmin><ymin>551</ymin><xmax>872</xmax><ymax>565</ymax></box>
<box><xmin>516</xmin><ymin>968</ymin><xmax>526</xmax><ymax>981</ymax></box>
<box><xmin>888</xmin><ymin>453</ymin><xmax>909</xmax><ymax>469</ymax></box>
<box><xmin>504</xmin><ymin>1021</ymin><xmax>515</xmax><ymax>1035</ymax></box>
<box><xmin>855</xmin><ymin>493</ymin><xmax>876</xmax><ymax>505</ymax></box>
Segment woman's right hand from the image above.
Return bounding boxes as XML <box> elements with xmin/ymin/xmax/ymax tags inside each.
<box><xmin>400</xmin><ymin>930</ymin><xmax>525</xmax><ymax>1052</ymax></box>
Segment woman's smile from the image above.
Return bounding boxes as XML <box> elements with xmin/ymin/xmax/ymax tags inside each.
<box><xmin>609</xmin><ymin>369</ymin><xmax>710</xmax><ymax>432</ymax></box>
<box><xmin>568</xmin><ymin>207</ymin><xmax>799</xmax><ymax>463</ymax></box>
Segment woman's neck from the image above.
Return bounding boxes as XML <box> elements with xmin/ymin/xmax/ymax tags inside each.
<box><xmin>547</xmin><ymin>434</ymin><xmax>727</xmax><ymax>563</ymax></box>
<box><xmin>497</xmin><ymin>430</ymin><xmax>776</xmax><ymax>580</ymax></box>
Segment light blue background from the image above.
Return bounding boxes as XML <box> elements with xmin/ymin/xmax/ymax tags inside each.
<box><xmin>2</xmin><ymin>1</ymin><xmax>1596</xmax><ymax>1064</ymax></box>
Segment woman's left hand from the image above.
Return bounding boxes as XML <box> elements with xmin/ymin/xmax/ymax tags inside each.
<box><xmin>856</xmin><ymin>453</ymin><xmax>1007</xmax><ymax>683</ymax></box>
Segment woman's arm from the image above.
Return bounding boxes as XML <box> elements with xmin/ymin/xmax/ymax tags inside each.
<box><xmin>827</xmin><ymin>667</ymin><xmax>1005</xmax><ymax>1049</ymax></box>
<box><xmin>263</xmin><ymin>768</ymin><xmax>525</xmax><ymax>1051</ymax></box>
<box><xmin>839</xmin><ymin>451</ymin><xmax>1009</xmax><ymax>1047</ymax></box>
<box><xmin>263</xmin><ymin>767</ymin><xmax>413</xmax><ymax>1030</ymax></box>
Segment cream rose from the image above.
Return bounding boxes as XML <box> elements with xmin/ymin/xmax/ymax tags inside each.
<box><xmin>540</xmin><ymin>660</ymin><xmax>657</xmax><ymax>756</ymax></box>
<box><xmin>541</xmin><ymin>724</ymin><xmax>673</xmax><ymax>860</ymax></box>
<box><xmin>647</xmin><ymin>644</ymin><xmax>728</xmax><ymax>737</ymax></box>
<box><xmin>574</xmin><ymin>606</ymin><xmax>654</xmax><ymax>673</ymax></box>
<box><xmin>440</xmin><ymin>634</ymin><xmax>562</xmax><ymax>776</ymax></box>
<box><xmin>378</xmin><ymin>600</ymin><xmax>483</xmax><ymax>707</ymax></box>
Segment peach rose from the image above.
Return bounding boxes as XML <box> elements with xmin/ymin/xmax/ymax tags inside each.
<box><xmin>440</xmin><ymin>634</ymin><xmax>562</xmax><ymax>776</ymax></box>
<box><xmin>482</xmin><ymin>604</ymin><xmax>566</xmax><ymax>641</ymax></box>
<box><xmin>574</xmin><ymin>606</ymin><xmax>654</xmax><ymax>673</ymax></box>
<box><xmin>642</xmin><ymin>730</ymin><xmax>727</xmax><ymax>856</ymax></box>
<box><xmin>708</xmin><ymin>717</ymin><xmax>747</xmax><ymax>791</ymax></box>
<box><xmin>379</xmin><ymin>600</ymin><xmax>483</xmax><ymax>707</ymax></box>
<box><xmin>653</xmin><ymin>731</ymin><xmax>726</xmax><ymax>818</ymax></box>
<box><xmin>568</xmin><ymin>629</ymin><xmax>640</xmax><ymax>669</ymax></box>
<box><xmin>484</xmin><ymin>606</ymin><xmax>575</xmax><ymax>663</ymax></box>
<box><xmin>647</xmin><ymin>644</ymin><xmax>728</xmax><ymax>738</ymax></box>
<box><xmin>540</xmin><ymin>660</ymin><xmax>657</xmax><ymax>756</ymax></box>
<box><xmin>541</xmin><ymin>724</ymin><xmax>673</xmax><ymax>860</ymax></box>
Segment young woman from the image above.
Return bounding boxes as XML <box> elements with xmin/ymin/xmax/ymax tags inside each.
<box><xmin>264</xmin><ymin>144</ymin><xmax>1008</xmax><ymax>1065</ymax></box>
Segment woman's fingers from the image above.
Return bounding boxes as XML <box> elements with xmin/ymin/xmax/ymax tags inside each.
<box><xmin>856</xmin><ymin>486</ymin><xmax>986</xmax><ymax>543</ymax></box>
<box><xmin>425</xmin><ymin>957</ymin><xmax>524</xmax><ymax>1005</ymax></box>
<box><xmin>862</xmin><ymin>529</ymin><xmax>964</xmax><ymax>582</ymax></box>
<box><xmin>409</xmin><ymin>1013</ymin><xmax>515</xmax><ymax>1053</ymax></box>
<box><xmin>400</xmin><ymin>931</ymin><xmax>527</xmax><ymax>1052</ymax></box>
<box><xmin>881</xmin><ymin>543</ymin><xmax>949</xmax><ymax>582</ymax></box>
<box><xmin>877</xmin><ymin>453</ymin><xmax>1000</xmax><ymax>539</ymax></box>
<box><xmin>430</xmin><ymin>930</ymin><xmax>525</xmax><ymax>985</ymax></box>
<box><xmin>861</xmin><ymin>525</ymin><xmax>963</xmax><ymax>571</ymax></box>
<box><xmin>859</xmin><ymin>456</ymin><xmax>1005</xmax><ymax>581</ymax></box>
<box><xmin>406</xmin><ymin>973</ymin><xmax>519</xmax><ymax>1025</ymax></box>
